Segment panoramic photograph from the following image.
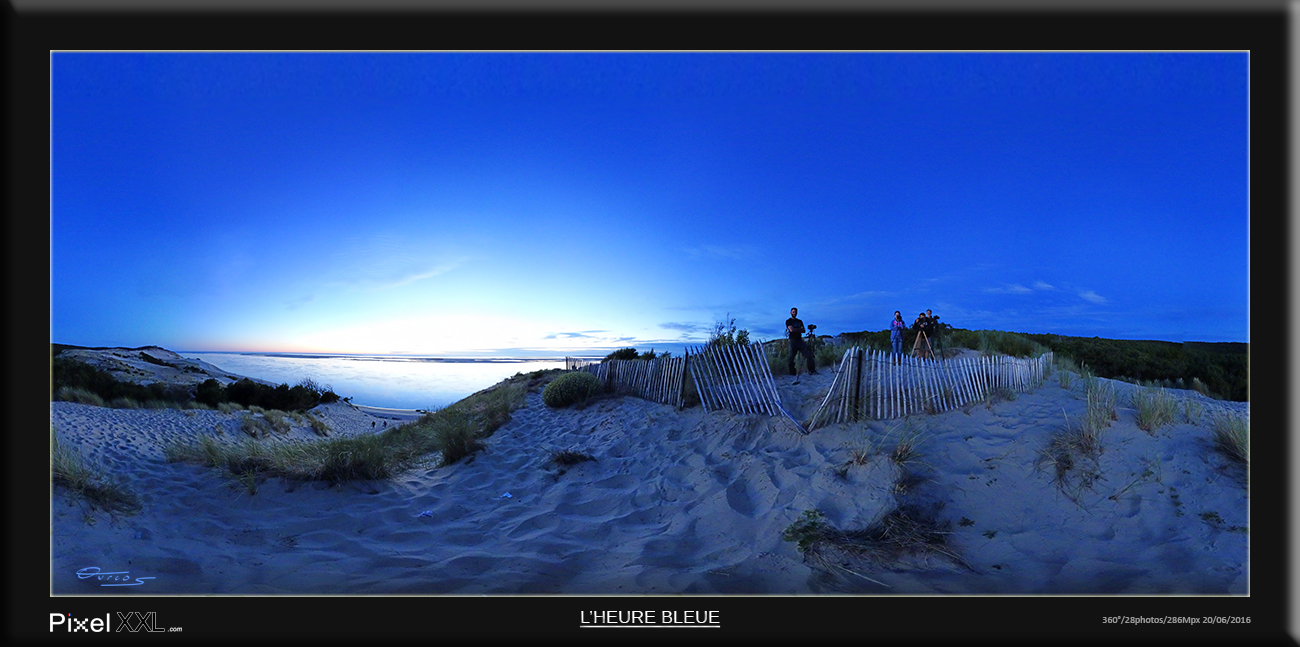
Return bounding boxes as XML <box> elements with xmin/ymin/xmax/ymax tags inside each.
<box><xmin>50</xmin><ymin>52</ymin><xmax>1248</xmax><ymax>597</ymax></box>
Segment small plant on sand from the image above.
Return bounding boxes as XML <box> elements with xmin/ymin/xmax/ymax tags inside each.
<box><xmin>1208</xmin><ymin>411</ymin><xmax>1249</xmax><ymax>467</ymax></box>
<box><xmin>1131</xmin><ymin>386</ymin><xmax>1178</xmax><ymax>434</ymax></box>
<box><xmin>51</xmin><ymin>427</ymin><xmax>140</xmax><ymax>515</ymax></box>
<box><xmin>984</xmin><ymin>386</ymin><xmax>1017</xmax><ymax>409</ymax></box>
<box><xmin>109</xmin><ymin>397</ymin><xmax>141</xmax><ymax>409</ymax></box>
<box><xmin>550</xmin><ymin>450</ymin><xmax>597</xmax><ymax>466</ymax></box>
<box><xmin>889</xmin><ymin>423</ymin><xmax>925</xmax><ymax>467</ymax></box>
<box><xmin>1109</xmin><ymin>455</ymin><xmax>1162</xmax><ymax>502</ymax></box>
<box><xmin>1182</xmin><ymin>398</ymin><xmax>1204</xmax><ymax>425</ymax></box>
<box><xmin>218</xmin><ymin>401</ymin><xmax>243</xmax><ymax>414</ymax></box>
<box><xmin>542</xmin><ymin>371</ymin><xmax>603</xmax><ymax>408</ymax></box>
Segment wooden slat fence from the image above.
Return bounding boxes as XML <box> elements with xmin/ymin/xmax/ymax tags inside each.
<box><xmin>808</xmin><ymin>349</ymin><xmax>1054</xmax><ymax>430</ymax></box>
<box><xmin>686</xmin><ymin>342</ymin><xmax>808</xmax><ymax>434</ymax></box>
<box><xmin>577</xmin><ymin>355</ymin><xmax>688</xmax><ymax>408</ymax></box>
<box><xmin>564</xmin><ymin>357</ymin><xmax>601</xmax><ymax>371</ymax></box>
<box><xmin>684</xmin><ymin>342</ymin><xmax>781</xmax><ymax>416</ymax></box>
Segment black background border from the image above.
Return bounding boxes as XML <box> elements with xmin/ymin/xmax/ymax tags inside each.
<box><xmin>8</xmin><ymin>3</ymin><xmax>1287</xmax><ymax>644</ymax></box>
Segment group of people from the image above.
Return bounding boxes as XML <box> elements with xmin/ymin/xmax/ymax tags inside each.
<box><xmin>892</xmin><ymin>309</ymin><xmax>940</xmax><ymax>361</ymax></box>
<box><xmin>782</xmin><ymin>306</ymin><xmax>942</xmax><ymax>377</ymax></box>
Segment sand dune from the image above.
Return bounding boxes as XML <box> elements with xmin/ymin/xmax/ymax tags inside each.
<box><xmin>51</xmin><ymin>359</ymin><xmax>1247</xmax><ymax>595</ymax></box>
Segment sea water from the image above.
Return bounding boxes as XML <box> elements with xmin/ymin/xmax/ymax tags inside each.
<box><xmin>183</xmin><ymin>353</ymin><xmax>578</xmax><ymax>410</ymax></box>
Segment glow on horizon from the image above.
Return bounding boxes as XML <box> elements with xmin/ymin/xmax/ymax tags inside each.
<box><xmin>52</xmin><ymin>53</ymin><xmax>1249</xmax><ymax>354</ymax></box>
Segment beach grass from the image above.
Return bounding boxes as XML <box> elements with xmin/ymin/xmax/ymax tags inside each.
<box><xmin>305</xmin><ymin>412</ymin><xmax>331</xmax><ymax>437</ymax></box>
<box><xmin>1057</xmin><ymin>355</ymin><xmax>1078</xmax><ymax>389</ymax></box>
<box><xmin>1038</xmin><ymin>391</ymin><xmax>1113</xmax><ymax>503</ymax></box>
<box><xmin>56</xmin><ymin>386</ymin><xmax>104</xmax><ymax>407</ymax></box>
<box><xmin>239</xmin><ymin>413</ymin><xmax>272</xmax><ymax>439</ymax></box>
<box><xmin>783</xmin><ymin>505</ymin><xmax>962</xmax><ymax>588</ymax></box>
<box><xmin>165</xmin><ymin>376</ymin><xmax>529</xmax><ymax>483</ymax></box>
<box><xmin>51</xmin><ymin>426</ymin><xmax>140</xmax><ymax>515</ymax></box>
<box><xmin>1208</xmin><ymin>411</ymin><xmax>1249</xmax><ymax>466</ymax></box>
<box><xmin>263</xmin><ymin>409</ymin><xmax>291</xmax><ymax>434</ymax></box>
<box><xmin>1084</xmin><ymin>376</ymin><xmax>1118</xmax><ymax>423</ymax></box>
<box><xmin>1131</xmin><ymin>386</ymin><xmax>1178</xmax><ymax>434</ymax></box>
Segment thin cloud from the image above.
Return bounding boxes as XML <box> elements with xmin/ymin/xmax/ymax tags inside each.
<box><xmin>375</xmin><ymin>261</ymin><xmax>463</xmax><ymax>290</ymax></box>
<box><xmin>984</xmin><ymin>284</ymin><xmax>1033</xmax><ymax>294</ymax></box>
<box><xmin>543</xmin><ymin>331</ymin><xmax>602</xmax><ymax>340</ymax></box>
<box><xmin>1079</xmin><ymin>290</ymin><xmax>1108</xmax><ymax>304</ymax></box>
<box><xmin>1033</xmin><ymin>281</ymin><xmax>1056</xmax><ymax>290</ymax></box>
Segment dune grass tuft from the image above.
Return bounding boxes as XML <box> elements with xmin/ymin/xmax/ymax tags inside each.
<box><xmin>52</xmin><ymin>427</ymin><xmax>140</xmax><ymax>515</ymax></box>
<box><xmin>1038</xmin><ymin>392</ymin><xmax>1114</xmax><ymax>503</ymax></box>
<box><xmin>1209</xmin><ymin>411</ymin><xmax>1248</xmax><ymax>466</ymax></box>
<box><xmin>305</xmin><ymin>412</ymin><xmax>331</xmax><ymax>437</ymax></box>
<box><xmin>550</xmin><ymin>450</ymin><xmax>597</xmax><ymax>466</ymax></box>
<box><xmin>263</xmin><ymin>409</ymin><xmax>291</xmax><ymax>434</ymax></box>
<box><xmin>1056</xmin><ymin>355</ymin><xmax>1078</xmax><ymax>389</ymax></box>
<box><xmin>1084</xmin><ymin>376</ymin><xmax>1117</xmax><ymax>423</ymax></box>
<box><xmin>782</xmin><ymin>505</ymin><xmax>964</xmax><ymax>588</ymax></box>
<box><xmin>1131</xmin><ymin>386</ymin><xmax>1178</xmax><ymax>434</ymax></box>
<box><xmin>56</xmin><ymin>386</ymin><xmax>105</xmax><ymax>407</ymax></box>
<box><xmin>239</xmin><ymin>413</ymin><xmax>272</xmax><ymax>439</ymax></box>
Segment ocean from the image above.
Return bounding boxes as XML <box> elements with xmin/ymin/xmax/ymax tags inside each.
<box><xmin>183</xmin><ymin>353</ymin><xmax>584</xmax><ymax>410</ymax></box>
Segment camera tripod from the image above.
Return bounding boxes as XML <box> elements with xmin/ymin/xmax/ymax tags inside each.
<box><xmin>912</xmin><ymin>330</ymin><xmax>935</xmax><ymax>360</ymax></box>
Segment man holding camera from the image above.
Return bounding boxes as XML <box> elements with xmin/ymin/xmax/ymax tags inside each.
<box><xmin>916</xmin><ymin>309</ymin><xmax>939</xmax><ymax>359</ymax></box>
<box><xmin>786</xmin><ymin>307</ymin><xmax>816</xmax><ymax>376</ymax></box>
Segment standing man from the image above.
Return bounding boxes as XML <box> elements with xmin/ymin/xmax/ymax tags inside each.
<box><xmin>786</xmin><ymin>307</ymin><xmax>816</xmax><ymax>376</ymax></box>
<box><xmin>923</xmin><ymin>309</ymin><xmax>939</xmax><ymax>358</ymax></box>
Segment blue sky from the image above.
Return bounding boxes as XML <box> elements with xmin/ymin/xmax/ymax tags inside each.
<box><xmin>51</xmin><ymin>52</ymin><xmax>1248</xmax><ymax>357</ymax></box>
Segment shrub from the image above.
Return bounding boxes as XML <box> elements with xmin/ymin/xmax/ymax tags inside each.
<box><xmin>604</xmin><ymin>348</ymin><xmax>639</xmax><ymax>361</ymax></box>
<box><xmin>542</xmin><ymin>371</ymin><xmax>603</xmax><ymax>408</ymax></box>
